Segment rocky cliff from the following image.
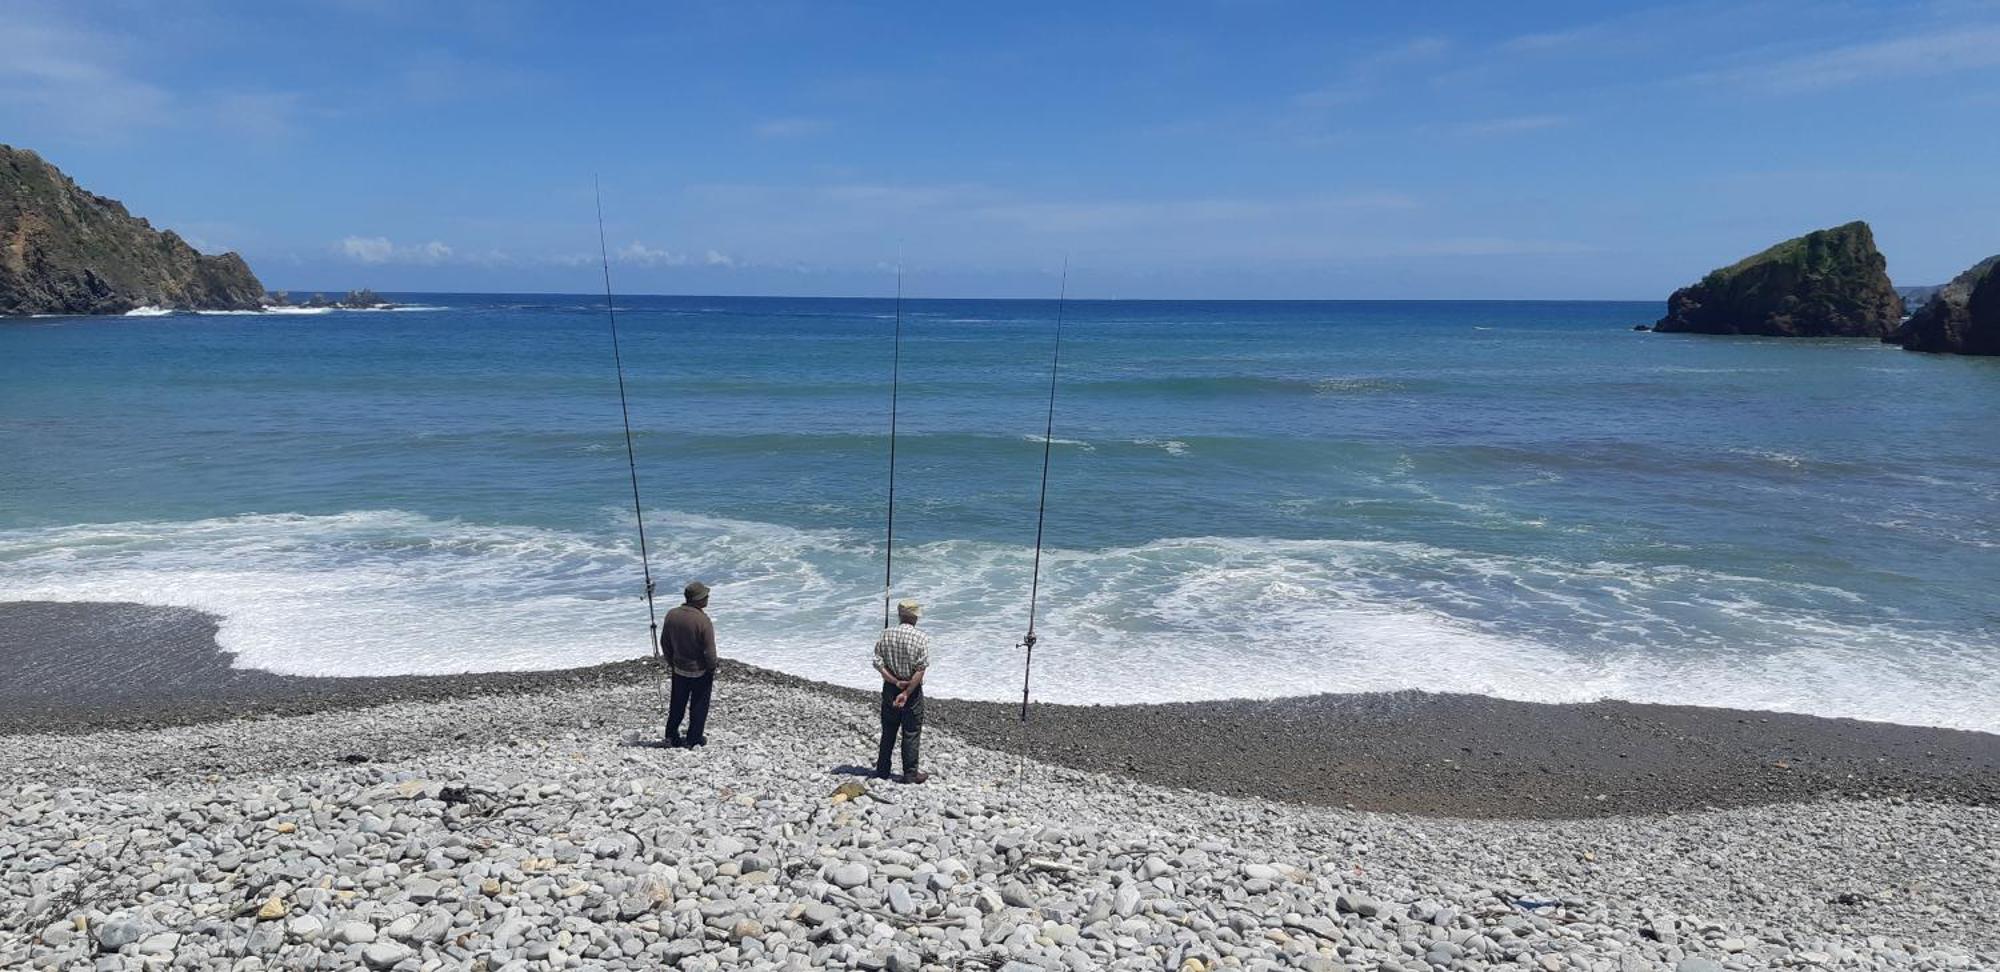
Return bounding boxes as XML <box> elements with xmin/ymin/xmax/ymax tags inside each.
<box><xmin>1891</xmin><ymin>255</ymin><xmax>2000</xmax><ymax>356</ymax></box>
<box><xmin>1655</xmin><ymin>221</ymin><xmax>1904</xmax><ymax>337</ymax></box>
<box><xmin>1</xmin><ymin>145</ymin><xmax>266</xmax><ymax>316</ymax></box>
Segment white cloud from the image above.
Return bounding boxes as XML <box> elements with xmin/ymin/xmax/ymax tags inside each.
<box><xmin>616</xmin><ymin>242</ymin><xmax>688</xmax><ymax>267</ymax></box>
<box><xmin>339</xmin><ymin>236</ymin><xmax>395</xmax><ymax>263</ymax></box>
<box><xmin>336</xmin><ymin>236</ymin><xmax>454</xmax><ymax>265</ymax></box>
<box><xmin>1690</xmin><ymin>24</ymin><xmax>2000</xmax><ymax>93</ymax></box>
<box><xmin>544</xmin><ymin>246</ymin><xmax>744</xmax><ymax>271</ymax></box>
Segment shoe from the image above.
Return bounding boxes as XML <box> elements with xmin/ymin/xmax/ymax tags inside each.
<box><xmin>664</xmin><ymin>736</ymin><xmax>683</xmax><ymax>749</ymax></box>
<box><xmin>874</xmin><ymin>767</ymin><xmax>894</xmax><ymax>780</ymax></box>
<box><xmin>690</xmin><ymin>737</ymin><xmax>708</xmax><ymax>748</ymax></box>
<box><xmin>899</xmin><ymin>771</ymin><xmax>930</xmax><ymax>784</ymax></box>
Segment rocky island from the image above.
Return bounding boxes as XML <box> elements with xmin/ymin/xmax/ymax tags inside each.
<box><xmin>1654</xmin><ymin>221</ymin><xmax>1904</xmax><ymax>337</ymax></box>
<box><xmin>1</xmin><ymin>146</ymin><xmax>267</xmax><ymax>317</ymax></box>
<box><xmin>270</xmin><ymin>289</ymin><xmax>399</xmax><ymax>311</ymax></box>
<box><xmin>1891</xmin><ymin>255</ymin><xmax>2000</xmax><ymax>356</ymax></box>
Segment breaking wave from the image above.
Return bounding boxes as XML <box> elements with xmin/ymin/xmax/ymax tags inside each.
<box><xmin>2</xmin><ymin>510</ymin><xmax>1994</xmax><ymax>732</ymax></box>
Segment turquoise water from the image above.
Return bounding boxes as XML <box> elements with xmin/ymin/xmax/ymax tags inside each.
<box><xmin>3</xmin><ymin>295</ymin><xmax>1996</xmax><ymax>729</ymax></box>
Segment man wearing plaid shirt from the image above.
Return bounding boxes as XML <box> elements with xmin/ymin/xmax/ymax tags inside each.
<box><xmin>873</xmin><ymin>598</ymin><xmax>931</xmax><ymax>783</ymax></box>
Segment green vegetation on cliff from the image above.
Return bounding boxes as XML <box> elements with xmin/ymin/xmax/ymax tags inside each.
<box><xmin>1655</xmin><ymin>221</ymin><xmax>1904</xmax><ymax>338</ymax></box>
<box><xmin>1</xmin><ymin>145</ymin><xmax>266</xmax><ymax>316</ymax></box>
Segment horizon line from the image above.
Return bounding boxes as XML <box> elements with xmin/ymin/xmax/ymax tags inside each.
<box><xmin>271</xmin><ymin>288</ymin><xmax>1673</xmax><ymax>304</ymax></box>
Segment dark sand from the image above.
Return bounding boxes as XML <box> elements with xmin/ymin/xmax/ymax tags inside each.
<box><xmin>0</xmin><ymin>601</ymin><xmax>649</xmax><ymax>732</ymax></box>
<box><xmin>5</xmin><ymin>600</ymin><xmax>1997</xmax><ymax>819</ymax></box>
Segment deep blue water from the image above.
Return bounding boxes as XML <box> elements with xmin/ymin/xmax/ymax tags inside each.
<box><xmin>4</xmin><ymin>295</ymin><xmax>1997</xmax><ymax>729</ymax></box>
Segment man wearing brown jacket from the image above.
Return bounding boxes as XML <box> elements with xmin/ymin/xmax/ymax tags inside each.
<box><xmin>661</xmin><ymin>581</ymin><xmax>717</xmax><ymax>747</ymax></box>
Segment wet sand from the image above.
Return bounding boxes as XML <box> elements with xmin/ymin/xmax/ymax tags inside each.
<box><xmin>4</xmin><ymin>600</ymin><xmax>1996</xmax><ymax>819</ymax></box>
<box><xmin>0</xmin><ymin>601</ymin><xmax>649</xmax><ymax>732</ymax></box>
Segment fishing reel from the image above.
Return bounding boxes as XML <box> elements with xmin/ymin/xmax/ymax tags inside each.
<box><xmin>1017</xmin><ymin>632</ymin><xmax>1037</xmax><ymax>650</ymax></box>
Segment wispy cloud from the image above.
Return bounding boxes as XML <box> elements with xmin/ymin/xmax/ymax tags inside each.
<box><xmin>1386</xmin><ymin>237</ymin><xmax>1596</xmax><ymax>257</ymax></box>
<box><xmin>0</xmin><ymin>4</ymin><xmax>310</xmax><ymax>143</ymax></box>
<box><xmin>396</xmin><ymin>50</ymin><xmax>538</xmax><ymax>106</ymax></box>
<box><xmin>1497</xmin><ymin>25</ymin><xmax>1604</xmax><ymax>54</ymax></box>
<box><xmin>752</xmin><ymin>116</ymin><xmax>832</xmax><ymax>138</ymax></box>
<box><xmin>539</xmin><ymin>245</ymin><xmax>746</xmax><ymax>271</ymax></box>
<box><xmin>970</xmin><ymin>192</ymin><xmax>1419</xmax><ymax>234</ymax></box>
<box><xmin>0</xmin><ymin>13</ymin><xmax>172</xmax><ymax>136</ymax></box>
<box><xmin>337</xmin><ymin>236</ymin><xmax>455</xmax><ymax>265</ymax></box>
<box><xmin>1293</xmin><ymin>36</ymin><xmax>1452</xmax><ymax>108</ymax></box>
<box><xmin>687</xmin><ymin>182</ymin><xmax>1419</xmax><ymax>236</ymax></box>
<box><xmin>1443</xmin><ymin>114</ymin><xmax>1570</xmax><ymax>137</ymax></box>
<box><xmin>1690</xmin><ymin>24</ymin><xmax>2000</xmax><ymax>93</ymax></box>
<box><xmin>210</xmin><ymin>91</ymin><xmax>305</xmax><ymax>141</ymax></box>
<box><xmin>616</xmin><ymin>242</ymin><xmax>688</xmax><ymax>267</ymax></box>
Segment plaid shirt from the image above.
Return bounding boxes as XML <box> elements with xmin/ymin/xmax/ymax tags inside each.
<box><xmin>873</xmin><ymin>623</ymin><xmax>932</xmax><ymax>682</ymax></box>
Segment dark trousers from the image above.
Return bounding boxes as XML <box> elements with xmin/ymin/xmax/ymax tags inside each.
<box><xmin>876</xmin><ymin>682</ymin><xmax>924</xmax><ymax>776</ymax></box>
<box><xmin>665</xmin><ymin>671</ymin><xmax>713</xmax><ymax>745</ymax></box>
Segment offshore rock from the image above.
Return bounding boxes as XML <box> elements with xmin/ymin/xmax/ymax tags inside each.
<box><xmin>0</xmin><ymin>144</ymin><xmax>266</xmax><ymax>316</ymax></box>
<box><xmin>1654</xmin><ymin>221</ymin><xmax>1903</xmax><ymax>337</ymax></box>
<box><xmin>289</xmin><ymin>288</ymin><xmax>395</xmax><ymax>310</ymax></box>
<box><xmin>1890</xmin><ymin>254</ymin><xmax>2000</xmax><ymax>356</ymax></box>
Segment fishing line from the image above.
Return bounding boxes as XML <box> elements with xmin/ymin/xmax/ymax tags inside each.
<box><xmin>882</xmin><ymin>259</ymin><xmax>904</xmax><ymax>629</ymax></box>
<box><xmin>594</xmin><ymin>177</ymin><xmax>660</xmax><ymax>655</ymax></box>
<box><xmin>1013</xmin><ymin>257</ymin><xmax>1069</xmax><ymax>787</ymax></box>
<box><xmin>1019</xmin><ymin>256</ymin><xmax>1068</xmax><ymax>721</ymax></box>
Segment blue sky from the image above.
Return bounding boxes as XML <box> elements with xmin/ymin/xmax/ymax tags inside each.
<box><xmin>4</xmin><ymin>0</ymin><xmax>1997</xmax><ymax>298</ymax></box>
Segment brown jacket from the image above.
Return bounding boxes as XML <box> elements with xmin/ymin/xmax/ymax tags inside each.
<box><xmin>661</xmin><ymin>604</ymin><xmax>716</xmax><ymax>677</ymax></box>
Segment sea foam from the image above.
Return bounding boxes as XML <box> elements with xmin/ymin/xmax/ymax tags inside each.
<box><xmin>2</xmin><ymin>509</ymin><xmax>1995</xmax><ymax>733</ymax></box>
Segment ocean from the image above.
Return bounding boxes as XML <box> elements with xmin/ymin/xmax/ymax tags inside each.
<box><xmin>3</xmin><ymin>295</ymin><xmax>1996</xmax><ymax>731</ymax></box>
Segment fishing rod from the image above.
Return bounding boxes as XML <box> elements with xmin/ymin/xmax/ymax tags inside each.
<box><xmin>882</xmin><ymin>261</ymin><xmax>904</xmax><ymax>629</ymax></box>
<box><xmin>1018</xmin><ymin>258</ymin><xmax>1069</xmax><ymax>722</ymax></box>
<box><xmin>595</xmin><ymin>177</ymin><xmax>660</xmax><ymax>655</ymax></box>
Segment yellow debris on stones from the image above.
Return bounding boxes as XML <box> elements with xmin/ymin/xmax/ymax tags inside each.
<box><xmin>256</xmin><ymin>896</ymin><xmax>286</xmax><ymax>920</ymax></box>
<box><xmin>831</xmin><ymin>781</ymin><xmax>868</xmax><ymax>803</ymax></box>
<box><xmin>272</xmin><ymin>821</ymin><xmax>296</xmax><ymax>834</ymax></box>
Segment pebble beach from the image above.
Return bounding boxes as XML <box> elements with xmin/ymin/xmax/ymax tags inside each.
<box><xmin>4</xmin><ymin>631</ymin><xmax>1998</xmax><ymax>972</ymax></box>
<box><xmin>8</xmin><ymin>12</ymin><xmax>2000</xmax><ymax>970</ymax></box>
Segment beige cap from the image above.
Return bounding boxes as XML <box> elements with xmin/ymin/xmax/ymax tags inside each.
<box><xmin>896</xmin><ymin>599</ymin><xmax>922</xmax><ymax>619</ymax></box>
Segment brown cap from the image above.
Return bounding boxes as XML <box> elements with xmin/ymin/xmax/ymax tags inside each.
<box><xmin>684</xmin><ymin>581</ymin><xmax>710</xmax><ymax>603</ymax></box>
